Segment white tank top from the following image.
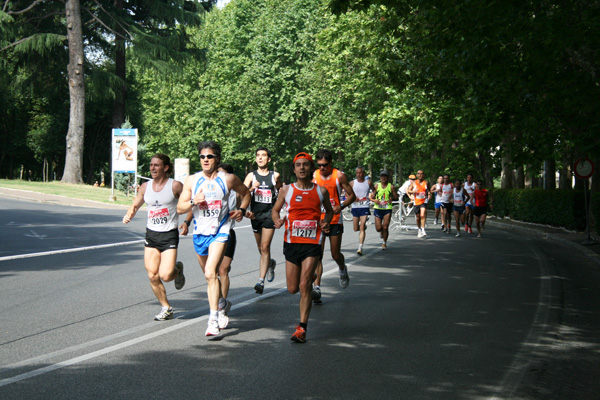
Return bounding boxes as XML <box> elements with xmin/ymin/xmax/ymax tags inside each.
<box><xmin>191</xmin><ymin>171</ymin><xmax>232</xmax><ymax>236</ymax></box>
<box><xmin>441</xmin><ymin>183</ymin><xmax>453</xmax><ymax>203</ymax></box>
<box><xmin>434</xmin><ymin>183</ymin><xmax>443</xmax><ymax>203</ymax></box>
<box><xmin>352</xmin><ymin>179</ymin><xmax>370</xmax><ymax>208</ymax></box>
<box><xmin>464</xmin><ymin>181</ymin><xmax>476</xmax><ymax>204</ymax></box>
<box><xmin>144</xmin><ymin>178</ymin><xmax>179</xmax><ymax>232</ymax></box>
<box><xmin>453</xmin><ymin>188</ymin><xmax>466</xmax><ymax>206</ymax></box>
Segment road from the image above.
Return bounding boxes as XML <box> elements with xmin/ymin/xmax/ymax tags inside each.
<box><xmin>0</xmin><ymin>197</ymin><xmax>599</xmax><ymax>399</ymax></box>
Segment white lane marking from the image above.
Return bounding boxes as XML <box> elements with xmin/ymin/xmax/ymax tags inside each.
<box><xmin>0</xmin><ymin>253</ymin><xmax>368</xmax><ymax>387</ymax></box>
<box><xmin>0</xmin><ymin>223</ymin><xmax>253</xmax><ymax>262</ymax></box>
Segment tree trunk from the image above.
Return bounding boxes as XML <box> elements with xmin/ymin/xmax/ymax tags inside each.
<box><xmin>61</xmin><ymin>0</ymin><xmax>85</xmax><ymax>184</ymax></box>
<box><xmin>515</xmin><ymin>165</ymin><xmax>525</xmax><ymax>188</ymax></box>
<box><xmin>544</xmin><ymin>159</ymin><xmax>556</xmax><ymax>189</ymax></box>
<box><xmin>111</xmin><ymin>0</ymin><xmax>126</xmax><ymax>129</ymax></box>
<box><xmin>559</xmin><ymin>147</ymin><xmax>573</xmax><ymax>189</ymax></box>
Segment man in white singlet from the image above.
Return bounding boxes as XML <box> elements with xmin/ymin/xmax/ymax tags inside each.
<box><xmin>451</xmin><ymin>179</ymin><xmax>470</xmax><ymax>237</ymax></box>
<box><xmin>178</xmin><ymin>141</ymin><xmax>251</xmax><ymax>337</ymax></box>
<box><xmin>350</xmin><ymin>166</ymin><xmax>374</xmax><ymax>255</ymax></box>
<box><xmin>439</xmin><ymin>174</ymin><xmax>454</xmax><ymax>234</ymax></box>
<box><xmin>464</xmin><ymin>174</ymin><xmax>476</xmax><ymax>234</ymax></box>
<box><xmin>123</xmin><ymin>154</ymin><xmax>189</xmax><ymax>321</ymax></box>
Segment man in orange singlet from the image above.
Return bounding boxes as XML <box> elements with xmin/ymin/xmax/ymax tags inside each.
<box><xmin>408</xmin><ymin>170</ymin><xmax>430</xmax><ymax>238</ymax></box>
<box><xmin>272</xmin><ymin>152</ymin><xmax>333</xmax><ymax>343</ymax></box>
<box><xmin>312</xmin><ymin>149</ymin><xmax>355</xmax><ymax>302</ymax></box>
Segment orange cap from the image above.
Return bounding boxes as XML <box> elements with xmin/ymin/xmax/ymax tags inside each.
<box><xmin>293</xmin><ymin>152</ymin><xmax>313</xmax><ymax>164</ymax></box>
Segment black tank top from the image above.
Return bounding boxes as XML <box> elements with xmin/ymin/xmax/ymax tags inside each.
<box><xmin>251</xmin><ymin>170</ymin><xmax>276</xmax><ymax>216</ymax></box>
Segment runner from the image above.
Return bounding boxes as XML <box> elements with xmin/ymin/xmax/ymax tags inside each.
<box><xmin>214</xmin><ymin>163</ymin><xmax>238</xmax><ymax>329</ymax></box>
<box><xmin>440</xmin><ymin>174</ymin><xmax>454</xmax><ymax>234</ymax></box>
<box><xmin>272</xmin><ymin>152</ymin><xmax>333</xmax><ymax>343</ymax></box>
<box><xmin>243</xmin><ymin>147</ymin><xmax>282</xmax><ymax>295</ymax></box>
<box><xmin>452</xmin><ymin>179</ymin><xmax>470</xmax><ymax>237</ymax></box>
<box><xmin>464</xmin><ymin>174</ymin><xmax>476</xmax><ymax>234</ymax></box>
<box><xmin>408</xmin><ymin>170</ymin><xmax>429</xmax><ymax>238</ymax></box>
<box><xmin>398</xmin><ymin>174</ymin><xmax>416</xmax><ymax>224</ymax></box>
<box><xmin>350</xmin><ymin>166</ymin><xmax>374</xmax><ymax>255</ymax></box>
<box><xmin>472</xmin><ymin>180</ymin><xmax>493</xmax><ymax>238</ymax></box>
<box><xmin>369</xmin><ymin>170</ymin><xmax>398</xmax><ymax>250</ymax></box>
<box><xmin>431</xmin><ymin>176</ymin><xmax>443</xmax><ymax>226</ymax></box>
<box><xmin>122</xmin><ymin>154</ymin><xmax>188</xmax><ymax>321</ymax></box>
<box><xmin>312</xmin><ymin>149</ymin><xmax>355</xmax><ymax>302</ymax></box>
<box><xmin>177</xmin><ymin>141</ymin><xmax>251</xmax><ymax>337</ymax></box>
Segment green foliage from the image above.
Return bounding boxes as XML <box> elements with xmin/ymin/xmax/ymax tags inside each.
<box><xmin>494</xmin><ymin>189</ymin><xmax>586</xmax><ymax>231</ymax></box>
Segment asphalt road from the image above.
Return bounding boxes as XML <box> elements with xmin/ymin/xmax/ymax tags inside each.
<box><xmin>0</xmin><ymin>197</ymin><xmax>599</xmax><ymax>399</ymax></box>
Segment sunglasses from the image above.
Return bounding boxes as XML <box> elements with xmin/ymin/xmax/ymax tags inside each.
<box><xmin>199</xmin><ymin>154</ymin><xmax>217</xmax><ymax>160</ymax></box>
<box><xmin>317</xmin><ymin>163</ymin><xmax>329</xmax><ymax>168</ymax></box>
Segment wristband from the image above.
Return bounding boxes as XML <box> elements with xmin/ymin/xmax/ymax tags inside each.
<box><xmin>340</xmin><ymin>203</ymin><xmax>346</xmax><ymax>210</ymax></box>
<box><xmin>239</xmin><ymin>208</ymin><xmax>247</xmax><ymax>216</ymax></box>
<box><xmin>184</xmin><ymin>220</ymin><xmax>191</xmax><ymax>227</ymax></box>
<box><xmin>190</xmin><ymin>199</ymin><xmax>194</xmax><ymax>207</ymax></box>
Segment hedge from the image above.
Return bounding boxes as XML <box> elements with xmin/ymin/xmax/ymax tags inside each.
<box><xmin>493</xmin><ymin>188</ymin><xmax>595</xmax><ymax>232</ymax></box>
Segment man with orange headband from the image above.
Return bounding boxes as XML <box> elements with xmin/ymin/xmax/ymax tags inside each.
<box><xmin>272</xmin><ymin>152</ymin><xmax>333</xmax><ymax>343</ymax></box>
<box><xmin>312</xmin><ymin>149</ymin><xmax>355</xmax><ymax>303</ymax></box>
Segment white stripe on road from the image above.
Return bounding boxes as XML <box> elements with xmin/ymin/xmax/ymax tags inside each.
<box><xmin>0</xmin><ymin>223</ymin><xmax>253</xmax><ymax>262</ymax></box>
<box><xmin>0</xmin><ymin>253</ymin><xmax>362</xmax><ymax>387</ymax></box>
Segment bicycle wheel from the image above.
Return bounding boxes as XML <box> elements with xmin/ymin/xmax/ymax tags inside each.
<box><xmin>342</xmin><ymin>207</ymin><xmax>353</xmax><ymax>221</ymax></box>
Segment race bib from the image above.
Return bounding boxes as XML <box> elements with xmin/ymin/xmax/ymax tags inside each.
<box><xmin>148</xmin><ymin>207</ymin><xmax>169</xmax><ymax>226</ymax></box>
<box><xmin>356</xmin><ymin>197</ymin><xmax>369</xmax><ymax>207</ymax></box>
<box><xmin>292</xmin><ymin>220</ymin><xmax>317</xmax><ymax>239</ymax></box>
<box><xmin>198</xmin><ymin>200</ymin><xmax>222</xmax><ymax>218</ymax></box>
<box><xmin>254</xmin><ymin>188</ymin><xmax>272</xmax><ymax>204</ymax></box>
<box><xmin>416</xmin><ymin>192</ymin><xmax>426</xmax><ymax>199</ymax></box>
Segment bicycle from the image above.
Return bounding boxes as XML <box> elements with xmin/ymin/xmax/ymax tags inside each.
<box><xmin>390</xmin><ymin>200</ymin><xmax>416</xmax><ymax>231</ymax></box>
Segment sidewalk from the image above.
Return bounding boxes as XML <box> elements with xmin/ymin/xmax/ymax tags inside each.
<box><xmin>0</xmin><ymin>187</ymin><xmax>128</xmax><ymax>210</ymax></box>
<box><xmin>488</xmin><ymin>216</ymin><xmax>600</xmax><ymax>267</ymax></box>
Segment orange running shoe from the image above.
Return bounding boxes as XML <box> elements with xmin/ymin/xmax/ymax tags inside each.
<box><xmin>465</xmin><ymin>225</ymin><xmax>469</xmax><ymax>232</ymax></box>
<box><xmin>291</xmin><ymin>325</ymin><xmax>306</xmax><ymax>343</ymax></box>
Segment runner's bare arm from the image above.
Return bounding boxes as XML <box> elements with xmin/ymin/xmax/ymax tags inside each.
<box><xmin>123</xmin><ymin>182</ymin><xmax>147</xmax><ymax>224</ymax></box>
<box><xmin>229</xmin><ymin>174</ymin><xmax>251</xmax><ymax>222</ymax></box>
<box><xmin>274</xmin><ymin>171</ymin><xmax>283</xmax><ymax>190</ymax></box>
<box><xmin>320</xmin><ymin>186</ymin><xmax>333</xmax><ymax>232</ymax></box>
<box><xmin>176</xmin><ymin>175</ymin><xmax>195</xmax><ymax>215</ymax></box>
<box><xmin>338</xmin><ymin>172</ymin><xmax>356</xmax><ymax>209</ymax></box>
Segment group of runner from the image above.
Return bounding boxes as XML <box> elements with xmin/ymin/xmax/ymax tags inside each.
<box><xmin>123</xmin><ymin>144</ymin><xmax>492</xmax><ymax>343</ymax></box>
<box><xmin>123</xmin><ymin>144</ymin><xmax>357</xmax><ymax>343</ymax></box>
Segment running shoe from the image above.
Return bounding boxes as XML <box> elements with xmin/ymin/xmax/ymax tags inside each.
<box><xmin>382</xmin><ymin>243</ymin><xmax>387</xmax><ymax>250</ymax></box>
<box><xmin>339</xmin><ymin>267</ymin><xmax>350</xmax><ymax>289</ymax></box>
<box><xmin>441</xmin><ymin>225</ymin><xmax>445</xmax><ymax>230</ymax></box>
<box><xmin>477</xmin><ymin>233</ymin><xmax>482</xmax><ymax>238</ymax></box>
<box><xmin>456</xmin><ymin>232</ymin><xmax>461</xmax><ymax>237</ymax></box>
<box><xmin>417</xmin><ymin>230</ymin><xmax>423</xmax><ymax>238</ymax></box>
<box><xmin>311</xmin><ymin>285</ymin><xmax>321</xmax><ymax>301</ymax></box>
<box><xmin>266</xmin><ymin>259</ymin><xmax>276</xmax><ymax>282</ymax></box>
<box><xmin>291</xmin><ymin>325</ymin><xmax>306</xmax><ymax>343</ymax></box>
<box><xmin>469</xmin><ymin>226</ymin><xmax>473</xmax><ymax>234</ymax></box>
<box><xmin>218</xmin><ymin>299</ymin><xmax>232</xmax><ymax>329</ymax></box>
<box><xmin>356</xmin><ymin>248</ymin><xmax>363</xmax><ymax>256</ymax></box>
<box><xmin>465</xmin><ymin>225</ymin><xmax>469</xmax><ymax>232</ymax></box>
<box><xmin>422</xmin><ymin>229</ymin><xmax>427</xmax><ymax>237</ymax></box>
<box><xmin>205</xmin><ymin>319</ymin><xmax>220</xmax><ymax>336</ymax></box>
<box><xmin>154</xmin><ymin>306</ymin><xmax>173</xmax><ymax>321</ymax></box>
<box><xmin>434</xmin><ymin>218</ymin><xmax>438</xmax><ymax>225</ymax></box>
<box><xmin>174</xmin><ymin>261</ymin><xmax>185</xmax><ymax>290</ymax></box>
<box><xmin>254</xmin><ymin>282</ymin><xmax>264</xmax><ymax>295</ymax></box>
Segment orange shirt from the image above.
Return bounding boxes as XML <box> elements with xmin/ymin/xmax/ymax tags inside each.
<box><xmin>413</xmin><ymin>180</ymin><xmax>428</xmax><ymax>206</ymax></box>
<box><xmin>283</xmin><ymin>183</ymin><xmax>325</xmax><ymax>245</ymax></box>
<box><xmin>314</xmin><ymin>168</ymin><xmax>342</xmax><ymax>225</ymax></box>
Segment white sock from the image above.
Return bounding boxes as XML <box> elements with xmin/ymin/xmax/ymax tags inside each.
<box><xmin>209</xmin><ymin>310</ymin><xmax>218</xmax><ymax>320</ymax></box>
<box><xmin>358</xmin><ymin>244</ymin><xmax>363</xmax><ymax>250</ymax></box>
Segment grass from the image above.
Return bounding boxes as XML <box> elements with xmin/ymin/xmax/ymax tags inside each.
<box><xmin>0</xmin><ymin>179</ymin><xmax>136</xmax><ymax>206</ymax></box>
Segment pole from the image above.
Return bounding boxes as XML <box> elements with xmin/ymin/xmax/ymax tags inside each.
<box><xmin>582</xmin><ymin>178</ymin><xmax>595</xmax><ymax>245</ymax></box>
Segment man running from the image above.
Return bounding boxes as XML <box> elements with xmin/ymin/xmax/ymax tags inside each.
<box><xmin>431</xmin><ymin>176</ymin><xmax>443</xmax><ymax>226</ymax></box>
<box><xmin>472</xmin><ymin>180</ymin><xmax>493</xmax><ymax>238</ymax></box>
<box><xmin>464</xmin><ymin>174</ymin><xmax>476</xmax><ymax>234</ymax></box>
<box><xmin>177</xmin><ymin>141</ymin><xmax>251</xmax><ymax>337</ymax></box>
<box><xmin>123</xmin><ymin>154</ymin><xmax>187</xmax><ymax>321</ymax></box>
<box><xmin>452</xmin><ymin>179</ymin><xmax>470</xmax><ymax>237</ymax></box>
<box><xmin>350</xmin><ymin>166</ymin><xmax>374</xmax><ymax>255</ymax></box>
<box><xmin>408</xmin><ymin>170</ymin><xmax>429</xmax><ymax>238</ymax></box>
<box><xmin>440</xmin><ymin>174</ymin><xmax>454</xmax><ymax>234</ymax></box>
<box><xmin>312</xmin><ymin>149</ymin><xmax>355</xmax><ymax>302</ymax></box>
<box><xmin>272</xmin><ymin>152</ymin><xmax>333</xmax><ymax>343</ymax></box>
<box><xmin>244</xmin><ymin>147</ymin><xmax>282</xmax><ymax>295</ymax></box>
<box><xmin>369</xmin><ymin>170</ymin><xmax>398</xmax><ymax>250</ymax></box>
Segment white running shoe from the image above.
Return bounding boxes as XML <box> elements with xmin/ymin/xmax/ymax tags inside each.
<box><xmin>422</xmin><ymin>229</ymin><xmax>427</xmax><ymax>237</ymax></box>
<box><xmin>154</xmin><ymin>306</ymin><xmax>173</xmax><ymax>321</ymax></box>
<box><xmin>339</xmin><ymin>267</ymin><xmax>350</xmax><ymax>289</ymax></box>
<box><xmin>417</xmin><ymin>230</ymin><xmax>423</xmax><ymax>238</ymax></box>
<box><xmin>205</xmin><ymin>319</ymin><xmax>220</xmax><ymax>336</ymax></box>
<box><xmin>218</xmin><ymin>300</ymin><xmax>232</xmax><ymax>329</ymax></box>
<box><xmin>456</xmin><ymin>232</ymin><xmax>461</xmax><ymax>237</ymax></box>
<box><xmin>477</xmin><ymin>233</ymin><xmax>482</xmax><ymax>238</ymax></box>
